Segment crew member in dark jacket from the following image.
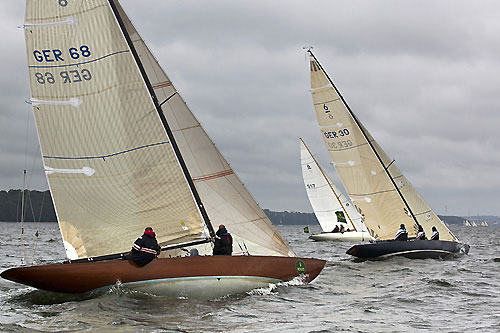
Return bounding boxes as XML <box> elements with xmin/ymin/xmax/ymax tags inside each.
<box><xmin>430</xmin><ymin>226</ymin><xmax>439</xmax><ymax>240</ymax></box>
<box><xmin>131</xmin><ymin>227</ymin><xmax>161</xmax><ymax>266</ymax></box>
<box><xmin>213</xmin><ymin>224</ymin><xmax>233</xmax><ymax>255</ymax></box>
<box><xmin>415</xmin><ymin>225</ymin><xmax>427</xmax><ymax>240</ymax></box>
<box><xmin>394</xmin><ymin>224</ymin><xmax>408</xmax><ymax>241</ymax></box>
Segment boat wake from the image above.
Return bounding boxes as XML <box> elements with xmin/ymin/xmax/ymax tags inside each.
<box><xmin>247</xmin><ymin>275</ymin><xmax>308</xmax><ymax>296</ymax></box>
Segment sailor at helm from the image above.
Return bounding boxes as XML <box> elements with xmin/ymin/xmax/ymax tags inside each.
<box><xmin>430</xmin><ymin>226</ymin><xmax>440</xmax><ymax>240</ymax></box>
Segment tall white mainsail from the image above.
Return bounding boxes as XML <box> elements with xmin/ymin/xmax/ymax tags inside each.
<box><xmin>113</xmin><ymin>2</ymin><xmax>294</xmax><ymax>257</ymax></box>
<box><xmin>300</xmin><ymin>138</ymin><xmax>366</xmax><ymax>233</ymax></box>
<box><xmin>24</xmin><ymin>0</ymin><xmax>215</xmax><ymax>260</ymax></box>
<box><xmin>307</xmin><ymin>50</ymin><xmax>456</xmax><ymax>242</ymax></box>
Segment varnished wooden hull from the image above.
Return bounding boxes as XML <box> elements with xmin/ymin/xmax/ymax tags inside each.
<box><xmin>1</xmin><ymin>256</ymin><xmax>325</xmax><ymax>298</ymax></box>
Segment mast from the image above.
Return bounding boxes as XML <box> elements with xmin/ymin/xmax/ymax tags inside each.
<box><xmin>300</xmin><ymin>138</ymin><xmax>357</xmax><ymax>231</ymax></box>
<box><xmin>108</xmin><ymin>0</ymin><xmax>215</xmax><ymax>239</ymax></box>
<box><xmin>307</xmin><ymin>50</ymin><xmax>421</xmax><ymax>229</ymax></box>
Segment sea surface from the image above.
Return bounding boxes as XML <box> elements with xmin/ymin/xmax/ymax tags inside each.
<box><xmin>0</xmin><ymin>222</ymin><xmax>499</xmax><ymax>332</ymax></box>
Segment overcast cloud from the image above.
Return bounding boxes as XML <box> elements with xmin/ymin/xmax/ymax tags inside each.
<box><xmin>1</xmin><ymin>1</ymin><xmax>499</xmax><ymax>217</ymax></box>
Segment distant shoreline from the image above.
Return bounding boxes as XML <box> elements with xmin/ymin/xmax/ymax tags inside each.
<box><xmin>1</xmin><ymin>189</ymin><xmax>498</xmax><ymax>225</ymax></box>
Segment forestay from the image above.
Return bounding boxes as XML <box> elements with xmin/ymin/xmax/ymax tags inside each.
<box><xmin>300</xmin><ymin>138</ymin><xmax>366</xmax><ymax>233</ymax></box>
<box><xmin>106</xmin><ymin>1</ymin><xmax>295</xmax><ymax>257</ymax></box>
<box><xmin>307</xmin><ymin>51</ymin><xmax>456</xmax><ymax>241</ymax></box>
<box><xmin>24</xmin><ymin>0</ymin><xmax>209</xmax><ymax>259</ymax></box>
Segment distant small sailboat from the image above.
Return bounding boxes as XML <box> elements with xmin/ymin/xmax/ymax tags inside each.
<box><xmin>305</xmin><ymin>49</ymin><xmax>469</xmax><ymax>259</ymax></box>
<box><xmin>1</xmin><ymin>0</ymin><xmax>326</xmax><ymax>299</ymax></box>
<box><xmin>471</xmin><ymin>221</ymin><xmax>478</xmax><ymax>227</ymax></box>
<box><xmin>480</xmin><ymin>221</ymin><xmax>488</xmax><ymax>227</ymax></box>
<box><xmin>300</xmin><ymin>138</ymin><xmax>372</xmax><ymax>242</ymax></box>
<box><xmin>464</xmin><ymin>220</ymin><xmax>473</xmax><ymax>227</ymax></box>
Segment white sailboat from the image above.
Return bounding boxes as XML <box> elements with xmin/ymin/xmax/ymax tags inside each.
<box><xmin>306</xmin><ymin>49</ymin><xmax>469</xmax><ymax>259</ymax></box>
<box><xmin>464</xmin><ymin>220</ymin><xmax>472</xmax><ymax>227</ymax></box>
<box><xmin>0</xmin><ymin>0</ymin><xmax>325</xmax><ymax>299</ymax></box>
<box><xmin>480</xmin><ymin>221</ymin><xmax>488</xmax><ymax>227</ymax></box>
<box><xmin>471</xmin><ymin>221</ymin><xmax>478</xmax><ymax>227</ymax></box>
<box><xmin>300</xmin><ymin>138</ymin><xmax>372</xmax><ymax>242</ymax></box>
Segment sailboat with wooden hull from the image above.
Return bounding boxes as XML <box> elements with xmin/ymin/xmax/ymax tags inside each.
<box><xmin>300</xmin><ymin>138</ymin><xmax>372</xmax><ymax>242</ymax></box>
<box><xmin>2</xmin><ymin>256</ymin><xmax>324</xmax><ymax>299</ymax></box>
<box><xmin>306</xmin><ymin>49</ymin><xmax>469</xmax><ymax>259</ymax></box>
<box><xmin>1</xmin><ymin>0</ymin><xmax>325</xmax><ymax>298</ymax></box>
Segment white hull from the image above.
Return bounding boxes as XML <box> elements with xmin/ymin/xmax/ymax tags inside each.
<box><xmin>119</xmin><ymin>275</ymin><xmax>281</xmax><ymax>299</ymax></box>
<box><xmin>309</xmin><ymin>231</ymin><xmax>373</xmax><ymax>242</ymax></box>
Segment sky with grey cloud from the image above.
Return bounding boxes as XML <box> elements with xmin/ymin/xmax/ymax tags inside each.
<box><xmin>1</xmin><ymin>1</ymin><xmax>499</xmax><ymax>217</ymax></box>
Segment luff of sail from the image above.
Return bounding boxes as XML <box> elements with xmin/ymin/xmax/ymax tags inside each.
<box><xmin>300</xmin><ymin>138</ymin><xmax>366</xmax><ymax>233</ymax></box>
<box><xmin>114</xmin><ymin>1</ymin><xmax>295</xmax><ymax>257</ymax></box>
<box><xmin>307</xmin><ymin>51</ymin><xmax>456</xmax><ymax>242</ymax></box>
<box><xmin>25</xmin><ymin>0</ymin><xmax>210</xmax><ymax>259</ymax></box>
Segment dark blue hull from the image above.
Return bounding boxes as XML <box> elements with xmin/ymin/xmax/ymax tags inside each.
<box><xmin>346</xmin><ymin>240</ymin><xmax>470</xmax><ymax>259</ymax></box>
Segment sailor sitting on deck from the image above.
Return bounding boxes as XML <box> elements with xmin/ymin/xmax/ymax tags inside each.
<box><xmin>131</xmin><ymin>227</ymin><xmax>161</xmax><ymax>267</ymax></box>
<box><xmin>394</xmin><ymin>224</ymin><xmax>408</xmax><ymax>241</ymax></box>
<box><xmin>331</xmin><ymin>225</ymin><xmax>340</xmax><ymax>233</ymax></box>
<box><xmin>430</xmin><ymin>226</ymin><xmax>440</xmax><ymax>240</ymax></box>
<box><xmin>213</xmin><ymin>224</ymin><xmax>233</xmax><ymax>255</ymax></box>
<box><xmin>415</xmin><ymin>225</ymin><xmax>427</xmax><ymax>240</ymax></box>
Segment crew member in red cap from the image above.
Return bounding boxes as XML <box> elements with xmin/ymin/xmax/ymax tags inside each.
<box><xmin>131</xmin><ymin>227</ymin><xmax>161</xmax><ymax>266</ymax></box>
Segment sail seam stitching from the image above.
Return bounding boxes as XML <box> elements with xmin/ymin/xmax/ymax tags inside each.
<box><xmin>314</xmin><ymin>98</ymin><xmax>340</xmax><ymax>105</ymax></box>
<box><xmin>43</xmin><ymin>141</ymin><xmax>169</xmax><ymax>160</ymax></box>
<box><xmin>28</xmin><ymin>50</ymin><xmax>129</xmax><ymax>68</ymax></box>
<box><xmin>349</xmin><ymin>189</ymin><xmax>397</xmax><ymax>196</ymax></box>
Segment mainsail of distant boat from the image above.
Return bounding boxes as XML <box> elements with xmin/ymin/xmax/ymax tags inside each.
<box><xmin>0</xmin><ymin>0</ymin><xmax>325</xmax><ymax>298</ymax></box>
<box><xmin>480</xmin><ymin>221</ymin><xmax>488</xmax><ymax>227</ymax></box>
<box><xmin>300</xmin><ymin>138</ymin><xmax>372</xmax><ymax>241</ymax></box>
<box><xmin>305</xmin><ymin>49</ymin><xmax>469</xmax><ymax>259</ymax></box>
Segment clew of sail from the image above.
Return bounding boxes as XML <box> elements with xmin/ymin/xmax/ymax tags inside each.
<box><xmin>307</xmin><ymin>51</ymin><xmax>456</xmax><ymax>242</ymax></box>
<box><xmin>109</xmin><ymin>2</ymin><xmax>295</xmax><ymax>257</ymax></box>
<box><xmin>25</xmin><ymin>0</ymin><xmax>211</xmax><ymax>260</ymax></box>
<box><xmin>300</xmin><ymin>138</ymin><xmax>366</xmax><ymax>233</ymax></box>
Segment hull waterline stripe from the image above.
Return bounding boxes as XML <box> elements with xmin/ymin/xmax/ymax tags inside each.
<box><xmin>28</xmin><ymin>50</ymin><xmax>129</xmax><ymax>69</ymax></box>
<box><xmin>124</xmin><ymin>275</ymin><xmax>282</xmax><ymax>286</ymax></box>
<box><xmin>93</xmin><ymin>275</ymin><xmax>283</xmax><ymax>293</ymax></box>
<box><xmin>43</xmin><ymin>141</ymin><xmax>169</xmax><ymax>160</ymax></box>
<box><xmin>89</xmin><ymin>275</ymin><xmax>282</xmax><ymax>292</ymax></box>
<box><xmin>379</xmin><ymin>249</ymin><xmax>452</xmax><ymax>258</ymax></box>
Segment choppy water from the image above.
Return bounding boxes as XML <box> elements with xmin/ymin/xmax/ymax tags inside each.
<box><xmin>0</xmin><ymin>222</ymin><xmax>499</xmax><ymax>332</ymax></box>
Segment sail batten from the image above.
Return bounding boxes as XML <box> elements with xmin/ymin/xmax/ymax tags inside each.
<box><xmin>307</xmin><ymin>50</ymin><xmax>456</xmax><ymax>241</ymax></box>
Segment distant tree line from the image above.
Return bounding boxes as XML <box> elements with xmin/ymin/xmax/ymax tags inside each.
<box><xmin>263</xmin><ymin>209</ymin><xmax>319</xmax><ymax>225</ymax></box>
<box><xmin>263</xmin><ymin>208</ymin><xmax>466</xmax><ymax>226</ymax></box>
<box><xmin>0</xmin><ymin>189</ymin><xmax>472</xmax><ymax>225</ymax></box>
<box><xmin>0</xmin><ymin>190</ymin><xmax>56</xmax><ymax>222</ymax></box>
